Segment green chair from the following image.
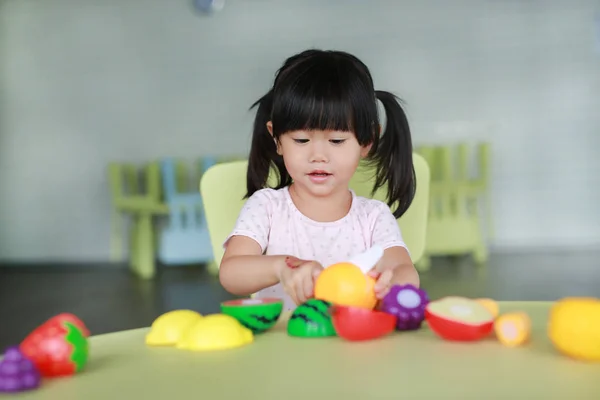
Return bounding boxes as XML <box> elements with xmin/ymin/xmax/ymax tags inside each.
<box><xmin>108</xmin><ymin>161</ymin><xmax>169</xmax><ymax>279</ymax></box>
<box><xmin>415</xmin><ymin>142</ymin><xmax>491</xmax><ymax>270</ymax></box>
<box><xmin>108</xmin><ymin>156</ymin><xmax>249</xmax><ymax>279</ymax></box>
<box><xmin>199</xmin><ymin>153</ymin><xmax>431</xmax><ymax>274</ymax></box>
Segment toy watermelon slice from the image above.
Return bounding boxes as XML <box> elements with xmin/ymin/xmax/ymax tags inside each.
<box><xmin>220</xmin><ymin>298</ymin><xmax>283</xmax><ymax>333</ymax></box>
<box><xmin>287</xmin><ymin>299</ymin><xmax>336</xmax><ymax>338</ymax></box>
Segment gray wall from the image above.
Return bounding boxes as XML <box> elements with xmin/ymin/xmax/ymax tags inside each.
<box><xmin>1</xmin><ymin>0</ymin><xmax>599</xmax><ymax>262</ymax></box>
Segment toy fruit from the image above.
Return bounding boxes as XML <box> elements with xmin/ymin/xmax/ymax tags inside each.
<box><xmin>381</xmin><ymin>284</ymin><xmax>429</xmax><ymax>330</ymax></box>
<box><xmin>494</xmin><ymin>312</ymin><xmax>531</xmax><ymax>347</ymax></box>
<box><xmin>548</xmin><ymin>297</ymin><xmax>600</xmax><ymax>362</ymax></box>
<box><xmin>425</xmin><ymin>296</ymin><xmax>495</xmax><ymax>341</ymax></box>
<box><xmin>314</xmin><ymin>264</ymin><xmax>377</xmax><ymax>309</ymax></box>
<box><xmin>314</xmin><ymin>246</ymin><xmax>384</xmax><ymax>310</ymax></box>
<box><xmin>145</xmin><ymin>310</ymin><xmax>203</xmax><ymax>346</ymax></box>
<box><xmin>47</xmin><ymin>313</ymin><xmax>90</xmax><ymax>337</ymax></box>
<box><xmin>287</xmin><ymin>299</ymin><xmax>336</xmax><ymax>338</ymax></box>
<box><xmin>0</xmin><ymin>346</ymin><xmax>41</xmax><ymax>393</ymax></box>
<box><xmin>176</xmin><ymin>314</ymin><xmax>253</xmax><ymax>351</ymax></box>
<box><xmin>20</xmin><ymin>315</ymin><xmax>89</xmax><ymax>377</ymax></box>
<box><xmin>221</xmin><ymin>298</ymin><xmax>283</xmax><ymax>333</ymax></box>
<box><xmin>331</xmin><ymin>305</ymin><xmax>396</xmax><ymax>341</ymax></box>
<box><xmin>475</xmin><ymin>298</ymin><xmax>499</xmax><ymax>319</ymax></box>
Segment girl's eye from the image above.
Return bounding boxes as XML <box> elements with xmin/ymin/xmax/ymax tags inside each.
<box><xmin>293</xmin><ymin>139</ymin><xmax>309</xmax><ymax>144</ymax></box>
<box><xmin>330</xmin><ymin>139</ymin><xmax>346</xmax><ymax>145</ymax></box>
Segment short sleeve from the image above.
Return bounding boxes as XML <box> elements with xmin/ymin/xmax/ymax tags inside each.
<box><xmin>370</xmin><ymin>201</ymin><xmax>410</xmax><ymax>256</ymax></box>
<box><xmin>223</xmin><ymin>189</ymin><xmax>272</xmax><ymax>253</ymax></box>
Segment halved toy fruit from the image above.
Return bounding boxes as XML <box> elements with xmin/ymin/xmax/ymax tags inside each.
<box><xmin>475</xmin><ymin>298</ymin><xmax>499</xmax><ymax>319</ymax></box>
<box><xmin>145</xmin><ymin>310</ymin><xmax>203</xmax><ymax>346</ymax></box>
<box><xmin>382</xmin><ymin>284</ymin><xmax>429</xmax><ymax>330</ymax></box>
<box><xmin>287</xmin><ymin>299</ymin><xmax>336</xmax><ymax>338</ymax></box>
<box><xmin>425</xmin><ymin>296</ymin><xmax>494</xmax><ymax>341</ymax></box>
<box><xmin>176</xmin><ymin>314</ymin><xmax>253</xmax><ymax>351</ymax></box>
<box><xmin>331</xmin><ymin>305</ymin><xmax>396</xmax><ymax>341</ymax></box>
<box><xmin>495</xmin><ymin>312</ymin><xmax>531</xmax><ymax>347</ymax></box>
<box><xmin>221</xmin><ymin>298</ymin><xmax>283</xmax><ymax>334</ymax></box>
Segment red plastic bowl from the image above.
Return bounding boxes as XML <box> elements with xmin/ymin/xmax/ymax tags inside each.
<box><xmin>331</xmin><ymin>305</ymin><xmax>397</xmax><ymax>341</ymax></box>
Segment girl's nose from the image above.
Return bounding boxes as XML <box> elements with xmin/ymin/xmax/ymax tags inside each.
<box><xmin>309</xmin><ymin>142</ymin><xmax>329</xmax><ymax>163</ymax></box>
<box><xmin>309</xmin><ymin>150</ymin><xmax>328</xmax><ymax>163</ymax></box>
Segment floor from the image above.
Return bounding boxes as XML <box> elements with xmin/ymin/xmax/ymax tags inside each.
<box><xmin>1</xmin><ymin>248</ymin><xmax>599</xmax><ymax>350</ymax></box>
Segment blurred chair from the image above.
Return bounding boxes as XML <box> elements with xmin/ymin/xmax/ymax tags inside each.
<box><xmin>158</xmin><ymin>157</ymin><xmax>217</xmax><ymax>267</ymax></box>
<box><xmin>199</xmin><ymin>154</ymin><xmax>431</xmax><ymax>275</ymax></box>
<box><xmin>108</xmin><ymin>161</ymin><xmax>167</xmax><ymax>279</ymax></box>
<box><xmin>416</xmin><ymin>142</ymin><xmax>491</xmax><ymax>269</ymax></box>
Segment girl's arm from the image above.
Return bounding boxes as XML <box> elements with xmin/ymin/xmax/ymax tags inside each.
<box><xmin>369</xmin><ymin>201</ymin><xmax>420</xmax><ymax>290</ymax></box>
<box><xmin>219</xmin><ymin>235</ymin><xmax>287</xmax><ymax>296</ymax></box>
<box><xmin>379</xmin><ymin>245</ymin><xmax>420</xmax><ymax>288</ymax></box>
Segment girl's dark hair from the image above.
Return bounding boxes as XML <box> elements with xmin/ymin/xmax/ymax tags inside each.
<box><xmin>246</xmin><ymin>49</ymin><xmax>416</xmax><ymax>219</ymax></box>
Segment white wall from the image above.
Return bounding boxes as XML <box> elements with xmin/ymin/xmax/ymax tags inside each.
<box><xmin>1</xmin><ymin>0</ymin><xmax>599</xmax><ymax>262</ymax></box>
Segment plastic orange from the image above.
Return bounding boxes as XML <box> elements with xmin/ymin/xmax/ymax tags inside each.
<box><xmin>314</xmin><ymin>262</ymin><xmax>378</xmax><ymax>309</ymax></box>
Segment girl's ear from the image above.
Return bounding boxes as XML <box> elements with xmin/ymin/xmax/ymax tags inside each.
<box><xmin>360</xmin><ymin>124</ymin><xmax>379</xmax><ymax>158</ymax></box>
<box><xmin>360</xmin><ymin>143</ymin><xmax>372</xmax><ymax>158</ymax></box>
<box><xmin>266</xmin><ymin>121</ymin><xmax>283</xmax><ymax>155</ymax></box>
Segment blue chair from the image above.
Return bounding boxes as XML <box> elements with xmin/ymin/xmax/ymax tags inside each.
<box><xmin>158</xmin><ymin>157</ymin><xmax>216</xmax><ymax>266</ymax></box>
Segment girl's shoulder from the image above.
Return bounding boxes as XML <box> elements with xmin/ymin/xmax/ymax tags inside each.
<box><xmin>352</xmin><ymin>193</ymin><xmax>391</xmax><ymax>211</ymax></box>
<box><xmin>350</xmin><ymin>193</ymin><xmax>396</xmax><ymax>219</ymax></box>
<box><xmin>243</xmin><ymin>187</ymin><xmax>289</xmax><ymax>210</ymax></box>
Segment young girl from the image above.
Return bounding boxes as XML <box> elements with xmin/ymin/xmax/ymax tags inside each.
<box><xmin>219</xmin><ymin>49</ymin><xmax>420</xmax><ymax>311</ymax></box>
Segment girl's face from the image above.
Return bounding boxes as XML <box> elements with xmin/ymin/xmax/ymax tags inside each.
<box><xmin>267</xmin><ymin>122</ymin><xmax>371</xmax><ymax>198</ymax></box>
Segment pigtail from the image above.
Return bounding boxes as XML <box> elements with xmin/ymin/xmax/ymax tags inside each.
<box><xmin>372</xmin><ymin>90</ymin><xmax>416</xmax><ymax>219</ymax></box>
<box><xmin>245</xmin><ymin>90</ymin><xmax>292</xmax><ymax>198</ymax></box>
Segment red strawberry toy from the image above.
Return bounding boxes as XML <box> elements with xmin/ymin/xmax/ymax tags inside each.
<box><xmin>19</xmin><ymin>313</ymin><xmax>90</xmax><ymax>377</ymax></box>
<box><xmin>50</xmin><ymin>313</ymin><xmax>91</xmax><ymax>337</ymax></box>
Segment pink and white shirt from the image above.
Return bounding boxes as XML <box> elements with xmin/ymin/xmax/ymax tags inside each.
<box><xmin>223</xmin><ymin>186</ymin><xmax>408</xmax><ymax>311</ymax></box>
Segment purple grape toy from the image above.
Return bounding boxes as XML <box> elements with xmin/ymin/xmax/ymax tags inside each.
<box><xmin>382</xmin><ymin>284</ymin><xmax>429</xmax><ymax>331</ymax></box>
<box><xmin>0</xmin><ymin>346</ymin><xmax>41</xmax><ymax>393</ymax></box>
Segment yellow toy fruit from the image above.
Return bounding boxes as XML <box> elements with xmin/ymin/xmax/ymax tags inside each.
<box><xmin>145</xmin><ymin>310</ymin><xmax>203</xmax><ymax>346</ymax></box>
<box><xmin>475</xmin><ymin>298</ymin><xmax>499</xmax><ymax>319</ymax></box>
<box><xmin>494</xmin><ymin>312</ymin><xmax>531</xmax><ymax>347</ymax></box>
<box><xmin>176</xmin><ymin>314</ymin><xmax>253</xmax><ymax>351</ymax></box>
<box><xmin>548</xmin><ymin>297</ymin><xmax>600</xmax><ymax>362</ymax></box>
<box><xmin>314</xmin><ymin>262</ymin><xmax>377</xmax><ymax>309</ymax></box>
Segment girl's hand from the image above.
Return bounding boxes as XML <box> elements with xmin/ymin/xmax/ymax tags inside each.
<box><xmin>278</xmin><ymin>257</ymin><xmax>324</xmax><ymax>305</ymax></box>
<box><xmin>367</xmin><ymin>261</ymin><xmax>395</xmax><ymax>299</ymax></box>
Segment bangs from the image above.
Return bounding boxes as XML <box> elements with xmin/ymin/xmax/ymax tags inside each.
<box><xmin>270</xmin><ymin>52</ymin><xmax>379</xmax><ymax>144</ymax></box>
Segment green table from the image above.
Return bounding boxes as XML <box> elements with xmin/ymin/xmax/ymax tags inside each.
<box><xmin>13</xmin><ymin>302</ymin><xmax>600</xmax><ymax>399</ymax></box>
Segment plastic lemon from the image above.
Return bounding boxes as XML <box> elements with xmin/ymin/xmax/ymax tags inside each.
<box><xmin>548</xmin><ymin>297</ymin><xmax>600</xmax><ymax>362</ymax></box>
<box><xmin>145</xmin><ymin>310</ymin><xmax>203</xmax><ymax>346</ymax></box>
<box><xmin>176</xmin><ymin>314</ymin><xmax>253</xmax><ymax>351</ymax></box>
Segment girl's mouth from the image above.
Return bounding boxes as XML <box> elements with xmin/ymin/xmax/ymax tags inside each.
<box><xmin>308</xmin><ymin>170</ymin><xmax>331</xmax><ymax>176</ymax></box>
<box><xmin>308</xmin><ymin>171</ymin><xmax>332</xmax><ymax>183</ymax></box>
